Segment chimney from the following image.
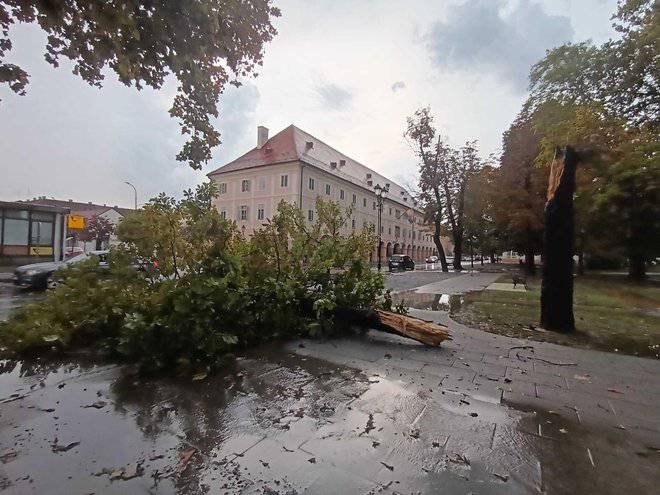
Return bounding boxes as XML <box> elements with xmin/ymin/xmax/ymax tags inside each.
<box><xmin>257</xmin><ymin>126</ymin><xmax>269</xmax><ymax>149</ymax></box>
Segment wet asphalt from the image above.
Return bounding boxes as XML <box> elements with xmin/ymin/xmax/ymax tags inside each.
<box><xmin>0</xmin><ymin>272</ymin><xmax>659</xmax><ymax>494</ymax></box>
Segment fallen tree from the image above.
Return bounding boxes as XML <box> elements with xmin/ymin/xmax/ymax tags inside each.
<box><xmin>336</xmin><ymin>308</ymin><xmax>451</xmax><ymax>346</ymax></box>
<box><xmin>0</xmin><ymin>190</ymin><xmax>449</xmax><ymax>374</ymax></box>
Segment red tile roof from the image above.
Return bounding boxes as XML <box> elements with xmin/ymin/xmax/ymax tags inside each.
<box><xmin>207</xmin><ymin>125</ymin><xmax>419</xmax><ymax>212</ymax></box>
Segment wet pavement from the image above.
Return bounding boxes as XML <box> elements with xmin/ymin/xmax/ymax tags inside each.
<box><xmin>1</xmin><ymin>273</ymin><xmax>659</xmax><ymax>494</ymax></box>
<box><xmin>0</xmin><ymin>281</ymin><xmax>43</xmax><ymax>322</ymax></box>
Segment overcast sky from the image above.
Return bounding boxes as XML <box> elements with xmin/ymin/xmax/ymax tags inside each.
<box><xmin>0</xmin><ymin>0</ymin><xmax>617</xmax><ymax>208</ymax></box>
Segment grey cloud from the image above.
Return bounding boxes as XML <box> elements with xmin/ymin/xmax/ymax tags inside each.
<box><xmin>425</xmin><ymin>0</ymin><xmax>573</xmax><ymax>92</ymax></box>
<box><xmin>391</xmin><ymin>81</ymin><xmax>406</xmax><ymax>93</ymax></box>
<box><xmin>314</xmin><ymin>82</ymin><xmax>353</xmax><ymax>111</ymax></box>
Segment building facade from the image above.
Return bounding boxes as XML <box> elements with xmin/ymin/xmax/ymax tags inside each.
<box><xmin>0</xmin><ymin>201</ymin><xmax>69</xmax><ymax>265</ymax></box>
<box><xmin>208</xmin><ymin>125</ymin><xmax>453</xmax><ymax>261</ymax></box>
<box><xmin>23</xmin><ymin>198</ymin><xmax>134</xmax><ymax>255</ymax></box>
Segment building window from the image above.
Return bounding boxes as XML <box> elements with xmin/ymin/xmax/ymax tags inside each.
<box><xmin>388</xmin><ymin>227</ymin><xmax>391</xmax><ymax>235</ymax></box>
<box><xmin>257</xmin><ymin>204</ymin><xmax>265</xmax><ymax>220</ymax></box>
<box><xmin>257</xmin><ymin>177</ymin><xmax>266</xmax><ymax>191</ymax></box>
<box><xmin>395</xmin><ymin>209</ymin><xmax>400</xmax><ymax>218</ymax></box>
<box><xmin>389</xmin><ymin>207</ymin><xmax>392</xmax><ymax>216</ymax></box>
<box><xmin>2</xmin><ymin>209</ymin><xmax>29</xmax><ymax>246</ymax></box>
<box><xmin>220</xmin><ymin>208</ymin><xmax>227</xmax><ymax>219</ymax></box>
<box><xmin>325</xmin><ymin>184</ymin><xmax>331</xmax><ymax>195</ymax></box>
<box><xmin>351</xmin><ymin>219</ymin><xmax>355</xmax><ymax>229</ymax></box>
<box><xmin>352</xmin><ymin>194</ymin><xmax>356</xmax><ymax>205</ymax></box>
<box><xmin>308</xmin><ymin>210</ymin><xmax>314</xmax><ymax>221</ymax></box>
<box><xmin>241</xmin><ymin>179</ymin><xmax>251</xmax><ymax>192</ymax></box>
<box><xmin>30</xmin><ymin>212</ymin><xmax>54</xmax><ymax>246</ymax></box>
<box><xmin>309</xmin><ymin>177</ymin><xmax>315</xmax><ymax>190</ymax></box>
<box><xmin>380</xmin><ymin>226</ymin><xmax>384</xmax><ymax>233</ymax></box>
<box><xmin>218</xmin><ymin>183</ymin><xmax>227</xmax><ymax>194</ymax></box>
<box><xmin>372</xmin><ymin>201</ymin><xmax>376</xmax><ymax>210</ymax></box>
<box><xmin>363</xmin><ymin>198</ymin><xmax>367</xmax><ymax>208</ymax></box>
<box><xmin>240</xmin><ymin>205</ymin><xmax>248</xmax><ymax>221</ymax></box>
<box><xmin>395</xmin><ymin>226</ymin><xmax>400</xmax><ymax>237</ymax></box>
<box><xmin>340</xmin><ymin>189</ymin><xmax>345</xmax><ymax>200</ymax></box>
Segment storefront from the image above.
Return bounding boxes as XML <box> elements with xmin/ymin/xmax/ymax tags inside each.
<box><xmin>0</xmin><ymin>201</ymin><xmax>69</xmax><ymax>265</ymax></box>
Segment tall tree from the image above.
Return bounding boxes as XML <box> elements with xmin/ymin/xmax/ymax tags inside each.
<box><xmin>405</xmin><ymin>107</ymin><xmax>450</xmax><ymax>272</ymax></box>
<box><xmin>464</xmin><ymin>165</ymin><xmax>501</xmax><ymax>263</ymax></box>
<box><xmin>533</xmin><ymin>101</ymin><xmax>660</xmax><ymax>279</ymax></box>
<box><xmin>494</xmin><ymin>115</ymin><xmax>547</xmax><ymax>275</ymax></box>
<box><xmin>439</xmin><ymin>141</ymin><xmax>483</xmax><ymax>270</ymax></box>
<box><xmin>527</xmin><ymin>0</ymin><xmax>659</xmax><ymax>129</ymax></box>
<box><xmin>0</xmin><ymin>0</ymin><xmax>280</xmax><ymax>170</ymax></box>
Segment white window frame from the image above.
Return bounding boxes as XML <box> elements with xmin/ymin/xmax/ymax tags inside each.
<box><xmin>240</xmin><ymin>205</ymin><xmax>248</xmax><ymax>221</ymax></box>
<box><xmin>308</xmin><ymin>209</ymin><xmax>314</xmax><ymax>221</ymax></box>
<box><xmin>241</xmin><ymin>179</ymin><xmax>251</xmax><ymax>193</ymax></box>
<box><xmin>309</xmin><ymin>177</ymin><xmax>315</xmax><ymax>190</ymax></box>
<box><xmin>325</xmin><ymin>184</ymin><xmax>331</xmax><ymax>195</ymax></box>
<box><xmin>280</xmin><ymin>175</ymin><xmax>289</xmax><ymax>187</ymax></box>
<box><xmin>257</xmin><ymin>204</ymin><xmax>265</xmax><ymax>221</ymax></box>
<box><xmin>218</xmin><ymin>182</ymin><xmax>227</xmax><ymax>195</ymax></box>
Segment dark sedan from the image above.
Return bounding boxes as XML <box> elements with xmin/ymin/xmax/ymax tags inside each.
<box><xmin>13</xmin><ymin>251</ymin><xmax>108</xmax><ymax>290</ymax></box>
<box><xmin>388</xmin><ymin>254</ymin><xmax>415</xmax><ymax>272</ymax></box>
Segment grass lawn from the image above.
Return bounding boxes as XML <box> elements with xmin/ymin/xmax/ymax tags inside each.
<box><xmin>452</xmin><ymin>274</ymin><xmax>660</xmax><ymax>359</ymax></box>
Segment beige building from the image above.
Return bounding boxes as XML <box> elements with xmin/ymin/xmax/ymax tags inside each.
<box><xmin>207</xmin><ymin>125</ymin><xmax>452</xmax><ymax>262</ymax></box>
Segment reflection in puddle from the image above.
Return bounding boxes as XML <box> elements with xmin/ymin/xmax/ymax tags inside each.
<box><xmin>392</xmin><ymin>290</ymin><xmax>464</xmax><ymax>313</ymax></box>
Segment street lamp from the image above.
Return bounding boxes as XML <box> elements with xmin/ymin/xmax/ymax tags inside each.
<box><xmin>124</xmin><ymin>181</ymin><xmax>137</xmax><ymax>210</ymax></box>
<box><xmin>374</xmin><ymin>183</ymin><xmax>389</xmax><ymax>271</ymax></box>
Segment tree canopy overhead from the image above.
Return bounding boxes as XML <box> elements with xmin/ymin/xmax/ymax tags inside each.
<box><xmin>0</xmin><ymin>0</ymin><xmax>280</xmax><ymax>169</ymax></box>
<box><xmin>527</xmin><ymin>0</ymin><xmax>659</xmax><ymax>129</ymax></box>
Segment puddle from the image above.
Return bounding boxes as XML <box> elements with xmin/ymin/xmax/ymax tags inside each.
<box><xmin>392</xmin><ymin>290</ymin><xmax>464</xmax><ymax>313</ymax></box>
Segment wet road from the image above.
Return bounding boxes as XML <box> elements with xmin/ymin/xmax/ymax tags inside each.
<box><xmin>1</xmin><ymin>271</ymin><xmax>659</xmax><ymax>494</ymax></box>
<box><xmin>0</xmin><ymin>280</ymin><xmax>44</xmax><ymax>322</ymax></box>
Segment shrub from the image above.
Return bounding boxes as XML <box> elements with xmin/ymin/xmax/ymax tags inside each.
<box><xmin>0</xmin><ymin>186</ymin><xmax>388</xmax><ymax>374</ymax></box>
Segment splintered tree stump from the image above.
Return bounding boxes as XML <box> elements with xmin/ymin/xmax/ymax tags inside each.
<box><xmin>334</xmin><ymin>308</ymin><xmax>451</xmax><ymax>346</ymax></box>
<box><xmin>541</xmin><ymin>146</ymin><xmax>578</xmax><ymax>332</ymax></box>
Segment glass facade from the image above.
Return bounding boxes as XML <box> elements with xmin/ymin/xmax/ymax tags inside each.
<box><xmin>0</xmin><ymin>206</ymin><xmax>61</xmax><ymax>259</ymax></box>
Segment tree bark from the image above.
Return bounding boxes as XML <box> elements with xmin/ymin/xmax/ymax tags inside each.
<box><xmin>524</xmin><ymin>249</ymin><xmax>536</xmax><ymax>275</ymax></box>
<box><xmin>335</xmin><ymin>308</ymin><xmax>451</xmax><ymax>347</ymax></box>
<box><xmin>541</xmin><ymin>146</ymin><xmax>578</xmax><ymax>332</ymax></box>
<box><xmin>628</xmin><ymin>254</ymin><xmax>646</xmax><ymax>280</ymax></box>
<box><xmin>433</xmin><ymin>219</ymin><xmax>449</xmax><ymax>272</ymax></box>
<box><xmin>452</xmin><ymin>234</ymin><xmax>463</xmax><ymax>270</ymax></box>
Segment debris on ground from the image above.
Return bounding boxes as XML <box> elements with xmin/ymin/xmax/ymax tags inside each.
<box><xmin>83</xmin><ymin>400</ymin><xmax>107</xmax><ymax>409</ymax></box>
<box><xmin>0</xmin><ymin>449</ymin><xmax>17</xmax><ymax>463</ymax></box>
<box><xmin>51</xmin><ymin>441</ymin><xmax>80</xmax><ymax>453</ymax></box>
<box><xmin>177</xmin><ymin>448</ymin><xmax>196</xmax><ymax>473</ymax></box>
<box><xmin>380</xmin><ymin>461</ymin><xmax>394</xmax><ymax>471</ymax></box>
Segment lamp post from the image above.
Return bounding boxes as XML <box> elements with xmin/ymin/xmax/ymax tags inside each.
<box><xmin>374</xmin><ymin>183</ymin><xmax>388</xmax><ymax>271</ymax></box>
<box><xmin>124</xmin><ymin>181</ymin><xmax>137</xmax><ymax>210</ymax></box>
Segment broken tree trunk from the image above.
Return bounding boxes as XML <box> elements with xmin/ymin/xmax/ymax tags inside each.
<box><xmin>335</xmin><ymin>308</ymin><xmax>451</xmax><ymax>346</ymax></box>
<box><xmin>541</xmin><ymin>146</ymin><xmax>578</xmax><ymax>332</ymax></box>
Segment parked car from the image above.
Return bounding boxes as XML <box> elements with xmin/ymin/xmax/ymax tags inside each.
<box><xmin>388</xmin><ymin>254</ymin><xmax>415</xmax><ymax>272</ymax></box>
<box><xmin>425</xmin><ymin>255</ymin><xmax>439</xmax><ymax>263</ymax></box>
<box><xmin>13</xmin><ymin>250</ymin><xmax>109</xmax><ymax>290</ymax></box>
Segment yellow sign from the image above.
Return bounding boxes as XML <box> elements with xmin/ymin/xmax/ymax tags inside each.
<box><xmin>29</xmin><ymin>246</ymin><xmax>53</xmax><ymax>256</ymax></box>
<box><xmin>67</xmin><ymin>215</ymin><xmax>85</xmax><ymax>229</ymax></box>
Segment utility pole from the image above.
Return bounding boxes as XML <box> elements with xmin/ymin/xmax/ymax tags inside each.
<box><xmin>374</xmin><ymin>183</ymin><xmax>389</xmax><ymax>271</ymax></box>
<box><xmin>124</xmin><ymin>181</ymin><xmax>137</xmax><ymax>210</ymax></box>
